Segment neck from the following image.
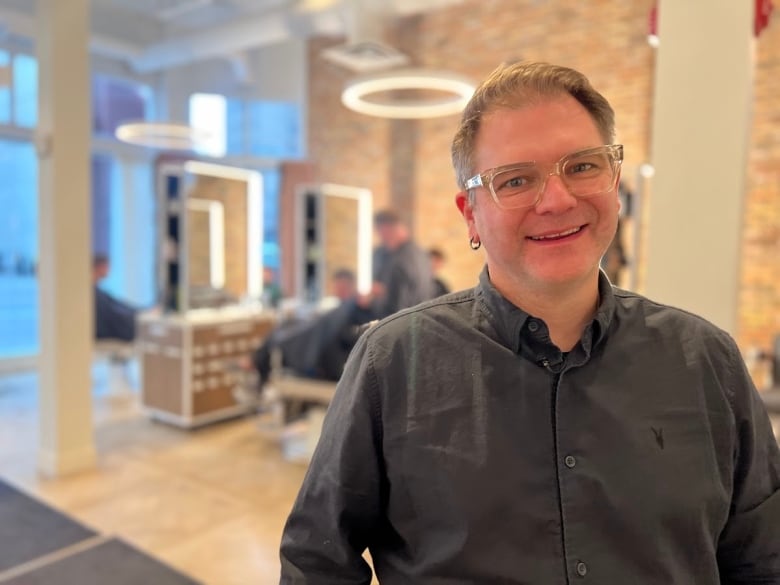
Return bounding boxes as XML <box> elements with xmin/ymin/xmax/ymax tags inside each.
<box><xmin>494</xmin><ymin>271</ymin><xmax>601</xmax><ymax>352</ymax></box>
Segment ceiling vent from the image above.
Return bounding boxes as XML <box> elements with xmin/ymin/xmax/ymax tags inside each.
<box><xmin>321</xmin><ymin>40</ymin><xmax>410</xmax><ymax>73</ymax></box>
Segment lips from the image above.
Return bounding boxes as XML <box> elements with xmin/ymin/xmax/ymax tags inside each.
<box><xmin>528</xmin><ymin>225</ymin><xmax>584</xmax><ymax>241</ymax></box>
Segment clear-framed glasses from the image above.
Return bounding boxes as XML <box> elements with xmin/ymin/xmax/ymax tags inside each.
<box><xmin>464</xmin><ymin>144</ymin><xmax>624</xmax><ymax>210</ymax></box>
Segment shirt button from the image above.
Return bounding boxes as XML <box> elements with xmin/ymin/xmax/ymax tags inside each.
<box><xmin>576</xmin><ymin>561</ymin><xmax>588</xmax><ymax>577</ymax></box>
<box><xmin>564</xmin><ymin>455</ymin><xmax>577</xmax><ymax>468</ymax></box>
<box><xmin>528</xmin><ymin>320</ymin><xmax>540</xmax><ymax>333</ymax></box>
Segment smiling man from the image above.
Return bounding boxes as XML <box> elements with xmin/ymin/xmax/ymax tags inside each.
<box><xmin>280</xmin><ymin>62</ymin><xmax>780</xmax><ymax>584</ymax></box>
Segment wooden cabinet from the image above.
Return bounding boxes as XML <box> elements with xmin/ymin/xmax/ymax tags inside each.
<box><xmin>138</xmin><ymin>309</ymin><xmax>275</xmax><ymax>428</ymax></box>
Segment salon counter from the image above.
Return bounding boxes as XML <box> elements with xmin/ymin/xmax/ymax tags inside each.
<box><xmin>137</xmin><ymin>307</ymin><xmax>275</xmax><ymax>428</ymax></box>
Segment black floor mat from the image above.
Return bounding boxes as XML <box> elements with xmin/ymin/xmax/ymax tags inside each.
<box><xmin>2</xmin><ymin>538</ymin><xmax>201</xmax><ymax>585</ymax></box>
<box><xmin>0</xmin><ymin>479</ymin><xmax>201</xmax><ymax>584</ymax></box>
<box><xmin>0</xmin><ymin>479</ymin><xmax>96</xmax><ymax>571</ymax></box>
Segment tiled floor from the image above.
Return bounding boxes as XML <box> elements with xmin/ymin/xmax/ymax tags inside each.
<box><xmin>0</xmin><ymin>366</ymin><xmax>307</xmax><ymax>585</ymax></box>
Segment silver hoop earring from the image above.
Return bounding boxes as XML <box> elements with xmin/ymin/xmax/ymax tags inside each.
<box><xmin>469</xmin><ymin>237</ymin><xmax>481</xmax><ymax>251</ymax></box>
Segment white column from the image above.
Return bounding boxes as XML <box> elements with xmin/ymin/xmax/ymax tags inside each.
<box><xmin>36</xmin><ymin>0</ymin><xmax>96</xmax><ymax>476</ymax></box>
<box><xmin>645</xmin><ymin>1</ymin><xmax>754</xmax><ymax>335</ymax></box>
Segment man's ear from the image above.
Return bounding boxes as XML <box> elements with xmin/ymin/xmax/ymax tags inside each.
<box><xmin>456</xmin><ymin>190</ymin><xmax>478</xmax><ymax>240</ymax></box>
<box><xmin>456</xmin><ymin>190</ymin><xmax>474</xmax><ymax>222</ymax></box>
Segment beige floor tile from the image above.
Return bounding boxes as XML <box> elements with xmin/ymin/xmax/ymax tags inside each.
<box><xmin>159</xmin><ymin>513</ymin><xmax>288</xmax><ymax>585</ymax></box>
<box><xmin>0</xmin><ymin>372</ymin><xmax>307</xmax><ymax>584</ymax></box>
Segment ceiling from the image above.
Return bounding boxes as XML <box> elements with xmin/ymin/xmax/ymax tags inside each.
<box><xmin>0</xmin><ymin>0</ymin><xmax>466</xmax><ymax>73</ymax></box>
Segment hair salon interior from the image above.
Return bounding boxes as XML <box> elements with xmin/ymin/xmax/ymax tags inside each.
<box><xmin>0</xmin><ymin>0</ymin><xmax>778</xmax><ymax>583</ymax></box>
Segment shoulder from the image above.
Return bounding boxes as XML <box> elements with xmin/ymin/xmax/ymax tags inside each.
<box><xmin>606</xmin><ymin>289</ymin><xmax>760</xmax><ymax>425</ymax></box>
<box><xmin>362</xmin><ymin>289</ymin><xmax>477</xmax><ymax>345</ymax></box>
<box><xmin>341</xmin><ymin>289</ymin><xmax>481</xmax><ymax>406</ymax></box>
<box><xmin>613</xmin><ymin>288</ymin><xmax>734</xmax><ymax>340</ymax></box>
<box><xmin>610</xmin><ymin>287</ymin><xmax>744</xmax><ymax>376</ymax></box>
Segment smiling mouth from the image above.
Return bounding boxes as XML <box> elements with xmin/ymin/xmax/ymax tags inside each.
<box><xmin>528</xmin><ymin>226</ymin><xmax>584</xmax><ymax>241</ymax></box>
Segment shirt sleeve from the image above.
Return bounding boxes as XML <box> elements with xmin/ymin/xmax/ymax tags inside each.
<box><xmin>717</xmin><ymin>340</ymin><xmax>780</xmax><ymax>583</ymax></box>
<box><xmin>279</xmin><ymin>333</ymin><xmax>384</xmax><ymax>584</ymax></box>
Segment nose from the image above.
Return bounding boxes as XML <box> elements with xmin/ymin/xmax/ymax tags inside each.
<box><xmin>533</xmin><ymin>172</ymin><xmax>578</xmax><ymax>214</ymax></box>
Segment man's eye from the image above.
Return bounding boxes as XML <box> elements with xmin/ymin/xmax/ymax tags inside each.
<box><xmin>567</xmin><ymin>154</ymin><xmax>609</xmax><ymax>176</ymax></box>
<box><xmin>496</xmin><ymin>173</ymin><xmax>535</xmax><ymax>192</ymax></box>
<box><xmin>506</xmin><ymin>176</ymin><xmax>528</xmax><ymax>187</ymax></box>
<box><xmin>569</xmin><ymin>162</ymin><xmax>596</xmax><ymax>174</ymax></box>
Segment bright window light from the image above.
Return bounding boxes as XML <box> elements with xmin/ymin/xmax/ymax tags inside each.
<box><xmin>189</xmin><ymin>93</ymin><xmax>227</xmax><ymax>158</ymax></box>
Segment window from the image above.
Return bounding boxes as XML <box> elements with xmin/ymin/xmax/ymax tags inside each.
<box><xmin>0</xmin><ymin>50</ymin><xmax>38</xmax><ymax>129</ymax></box>
<box><xmin>226</xmin><ymin>98</ymin><xmax>244</xmax><ymax>155</ymax></box>
<box><xmin>189</xmin><ymin>93</ymin><xmax>227</xmax><ymax>158</ymax></box>
<box><xmin>0</xmin><ymin>67</ymin><xmax>158</xmax><ymax>361</ymax></box>
<box><xmin>92</xmin><ymin>153</ymin><xmax>156</xmax><ymax>307</ymax></box>
<box><xmin>0</xmin><ymin>51</ymin><xmax>11</xmax><ymax>125</ymax></box>
<box><xmin>0</xmin><ymin>139</ymin><xmax>38</xmax><ymax>357</ymax></box>
<box><xmin>90</xmin><ymin>75</ymin><xmax>157</xmax><ymax>310</ymax></box>
<box><xmin>189</xmin><ymin>93</ymin><xmax>304</xmax><ymax>160</ymax></box>
<box><xmin>13</xmin><ymin>54</ymin><xmax>38</xmax><ymax>128</ymax></box>
<box><xmin>246</xmin><ymin>101</ymin><xmax>303</xmax><ymax>159</ymax></box>
<box><xmin>188</xmin><ymin>92</ymin><xmax>302</xmax><ymax>280</ymax></box>
<box><xmin>261</xmin><ymin>168</ymin><xmax>281</xmax><ymax>271</ymax></box>
<box><xmin>92</xmin><ymin>74</ymin><xmax>154</xmax><ymax>136</ymax></box>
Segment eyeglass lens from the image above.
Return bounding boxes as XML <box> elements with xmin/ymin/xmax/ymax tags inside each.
<box><xmin>491</xmin><ymin>149</ymin><xmax>616</xmax><ymax>208</ymax></box>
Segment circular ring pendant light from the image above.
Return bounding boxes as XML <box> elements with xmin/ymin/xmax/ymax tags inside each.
<box><xmin>341</xmin><ymin>68</ymin><xmax>475</xmax><ymax>119</ymax></box>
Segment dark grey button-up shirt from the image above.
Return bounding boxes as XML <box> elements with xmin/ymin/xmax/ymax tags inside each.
<box><xmin>280</xmin><ymin>269</ymin><xmax>780</xmax><ymax>584</ymax></box>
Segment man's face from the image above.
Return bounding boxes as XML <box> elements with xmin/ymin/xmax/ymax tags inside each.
<box><xmin>93</xmin><ymin>260</ymin><xmax>109</xmax><ymax>281</ymax></box>
<box><xmin>456</xmin><ymin>94</ymin><xmax>620</xmax><ymax>295</ymax></box>
<box><xmin>331</xmin><ymin>276</ymin><xmax>356</xmax><ymax>301</ymax></box>
<box><xmin>375</xmin><ymin>223</ymin><xmax>400</xmax><ymax>250</ymax></box>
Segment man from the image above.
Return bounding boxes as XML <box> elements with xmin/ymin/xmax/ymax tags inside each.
<box><xmin>429</xmin><ymin>246</ymin><xmax>451</xmax><ymax>296</ymax></box>
<box><xmin>250</xmin><ymin>269</ymin><xmax>373</xmax><ymax>389</ymax></box>
<box><xmin>261</xmin><ymin>265</ymin><xmax>284</xmax><ymax>309</ymax></box>
<box><xmin>369</xmin><ymin>209</ymin><xmax>436</xmax><ymax>319</ymax></box>
<box><xmin>280</xmin><ymin>62</ymin><xmax>780</xmax><ymax>583</ymax></box>
<box><xmin>600</xmin><ymin>182</ymin><xmax>631</xmax><ymax>284</ymax></box>
<box><xmin>93</xmin><ymin>254</ymin><xmax>137</xmax><ymax>342</ymax></box>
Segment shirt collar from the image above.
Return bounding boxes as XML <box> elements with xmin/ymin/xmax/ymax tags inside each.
<box><xmin>476</xmin><ymin>266</ymin><xmax>616</xmax><ymax>355</ymax></box>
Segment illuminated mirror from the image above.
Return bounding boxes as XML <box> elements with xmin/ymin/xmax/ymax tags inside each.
<box><xmin>156</xmin><ymin>160</ymin><xmax>263</xmax><ymax>312</ymax></box>
<box><xmin>295</xmin><ymin>183</ymin><xmax>372</xmax><ymax>302</ymax></box>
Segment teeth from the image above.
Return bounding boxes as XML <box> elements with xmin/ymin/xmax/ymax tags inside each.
<box><xmin>530</xmin><ymin>226</ymin><xmax>582</xmax><ymax>241</ymax></box>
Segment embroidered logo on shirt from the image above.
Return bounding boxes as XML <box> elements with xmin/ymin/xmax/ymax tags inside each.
<box><xmin>651</xmin><ymin>426</ymin><xmax>665</xmax><ymax>450</ymax></box>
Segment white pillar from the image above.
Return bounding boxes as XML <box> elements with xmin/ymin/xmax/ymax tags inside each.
<box><xmin>36</xmin><ymin>0</ymin><xmax>96</xmax><ymax>476</ymax></box>
<box><xmin>645</xmin><ymin>1</ymin><xmax>754</xmax><ymax>335</ymax></box>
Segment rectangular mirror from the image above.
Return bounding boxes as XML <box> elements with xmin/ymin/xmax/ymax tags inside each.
<box><xmin>156</xmin><ymin>160</ymin><xmax>263</xmax><ymax>312</ymax></box>
<box><xmin>295</xmin><ymin>183</ymin><xmax>372</xmax><ymax>302</ymax></box>
<box><xmin>186</xmin><ymin>198</ymin><xmax>225</xmax><ymax>290</ymax></box>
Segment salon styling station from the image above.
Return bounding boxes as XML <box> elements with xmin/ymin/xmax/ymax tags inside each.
<box><xmin>138</xmin><ymin>160</ymin><xmax>274</xmax><ymax>428</ymax></box>
<box><xmin>138</xmin><ymin>308</ymin><xmax>273</xmax><ymax>428</ymax></box>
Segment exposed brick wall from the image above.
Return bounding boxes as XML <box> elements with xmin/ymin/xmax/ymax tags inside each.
<box><xmin>306</xmin><ymin>0</ymin><xmax>779</xmax><ymax>354</ymax></box>
<box><xmin>739</xmin><ymin>11</ymin><xmax>780</xmax><ymax>355</ymax></box>
<box><xmin>322</xmin><ymin>195</ymin><xmax>360</xmax><ymax>296</ymax></box>
<box><xmin>187</xmin><ymin>208</ymin><xmax>212</xmax><ymax>287</ymax></box>
<box><xmin>188</xmin><ymin>176</ymin><xmax>248</xmax><ymax>299</ymax></box>
<box><xmin>279</xmin><ymin>161</ymin><xmax>316</xmax><ymax>296</ymax></box>
<box><xmin>308</xmin><ymin>37</ymin><xmax>393</xmax><ymax>211</ymax></box>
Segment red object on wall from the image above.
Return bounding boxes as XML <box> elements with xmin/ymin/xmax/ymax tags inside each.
<box><xmin>649</xmin><ymin>1</ymin><xmax>774</xmax><ymax>40</ymax></box>
<box><xmin>648</xmin><ymin>3</ymin><xmax>658</xmax><ymax>38</ymax></box>
<box><xmin>755</xmin><ymin>0</ymin><xmax>774</xmax><ymax>37</ymax></box>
